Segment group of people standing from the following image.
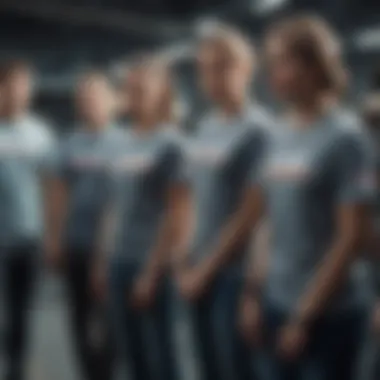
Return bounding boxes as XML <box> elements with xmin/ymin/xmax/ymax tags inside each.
<box><xmin>0</xmin><ymin>13</ymin><xmax>379</xmax><ymax>380</ymax></box>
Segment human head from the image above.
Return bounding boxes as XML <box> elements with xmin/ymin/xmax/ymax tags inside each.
<box><xmin>75</xmin><ymin>70</ymin><xmax>115</xmax><ymax>129</ymax></box>
<box><xmin>197</xmin><ymin>24</ymin><xmax>255</xmax><ymax>108</ymax></box>
<box><xmin>0</xmin><ymin>59</ymin><xmax>33</xmax><ymax>116</ymax></box>
<box><xmin>125</xmin><ymin>56</ymin><xmax>176</xmax><ymax>126</ymax></box>
<box><xmin>264</xmin><ymin>15</ymin><xmax>346</xmax><ymax>105</ymax></box>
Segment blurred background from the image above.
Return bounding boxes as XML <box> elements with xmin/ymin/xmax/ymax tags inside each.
<box><xmin>0</xmin><ymin>1</ymin><xmax>379</xmax><ymax>380</ymax></box>
<box><xmin>1</xmin><ymin>0</ymin><xmax>380</xmax><ymax>130</ymax></box>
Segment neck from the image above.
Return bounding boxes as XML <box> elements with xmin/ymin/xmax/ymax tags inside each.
<box><xmin>0</xmin><ymin>108</ymin><xmax>25</xmax><ymax>122</ymax></box>
<box><xmin>84</xmin><ymin>120</ymin><xmax>108</xmax><ymax>133</ymax></box>
<box><xmin>288</xmin><ymin>95</ymin><xmax>327</xmax><ymax>129</ymax></box>
<box><xmin>134</xmin><ymin>114</ymin><xmax>158</xmax><ymax>134</ymax></box>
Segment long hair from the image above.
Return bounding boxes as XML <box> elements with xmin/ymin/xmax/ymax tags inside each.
<box><xmin>266</xmin><ymin>15</ymin><xmax>347</xmax><ymax>97</ymax></box>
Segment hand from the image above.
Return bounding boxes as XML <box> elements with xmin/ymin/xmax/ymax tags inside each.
<box><xmin>91</xmin><ymin>262</ymin><xmax>108</xmax><ymax>302</ymax></box>
<box><xmin>277</xmin><ymin>321</ymin><xmax>308</xmax><ymax>362</ymax></box>
<box><xmin>45</xmin><ymin>238</ymin><xmax>63</xmax><ymax>272</ymax></box>
<box><xmin>130</xmin><ymin>272</ymin><xmax>158</xmax><ymax>310</ymax></box>
<box><xmin>177</xmin><ymin>265</ymin><xmax>210</xmax><ymax>302</ymax></box>
<box><xmin>372</xmin><ymin>302</ymin><xmax>380</xmax><ymax>336</ymax></box>
<box><xmin>238</xmin><ymin>294</ymin><xmax>263</xmax><ymax>346</ymax></box>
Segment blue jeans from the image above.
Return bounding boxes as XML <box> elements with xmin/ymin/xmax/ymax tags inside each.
<box><xmin>256</xmin><ymin>301</ymin><xmax>368</xmax><ymax>380</ymax></box>
<box><xmin>185</xmin><ymin>269</ymin><xmax>252</xmax><ymax>380</ymax></box>
<box><xmin>108</xmin><ymin>260</ymin><xmax>177</xmax><ymax>380</ymax></box>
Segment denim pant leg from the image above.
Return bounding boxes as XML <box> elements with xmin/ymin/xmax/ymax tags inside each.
<box><xmin>211</xmin><ymin>271</ymin><xmax>253</xmax><ymax>380</ymax></box>
<box><xmin>256</xmin><ymin>302</ymin><xmax>300</xmax><ymax>380</ymax></box>
<box><xmin>188</xmin><ymin>292</ymin><xmax>220</xmax><ymax>380</ymax></box>
<box><xmin>147</xmin><ymin>278</ymin><xmax>178</xmax><ymax>380</ymax></box>
<box><xmin>303</xmin><ymin>308</ymin><xmax>368</xmax><ymax>380</ymax></box>
<box><xmin>109</xmin><ymin>260</ymin><xmax>151</xmax><ymax>380</ymax></box>
<box><xmin>371</xmin><ymin>343</ymin><xmax>380</xmax><ymax>380</ymax></box>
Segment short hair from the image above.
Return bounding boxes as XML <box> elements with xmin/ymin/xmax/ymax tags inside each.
<box><xmin>266</xmin><ymin>14</ymin><xmax>347</xmax><ymax>96</ymax></box>
<box><xmin>0</xmin><ymin>59</ymin><xmax>32</xmax><ymax>84</ymax></box>
<box><xmin>126</xmin><ymin>55</ymin><xmax>179</xmax><ymax>124</ymax></box>
<box><xmin>197</xmin><ymin>23</ymin><xmax>255</xmax><ymax>66</ymax></box>
<box><xmin>76</xmin><ymin>69</ymin><xmax>113</xmax><ymax>90</ymax></box>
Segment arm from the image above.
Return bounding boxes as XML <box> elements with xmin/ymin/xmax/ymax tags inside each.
<box><xmin>293</xmin><ymin>203</ymin><xmax>363</xmax><ymax>324</ymax></box>
<box><xmin>197</xmin><ymin>130</ymin><xmax>268</xmax><ymax>281</ymax></box>
<box><xmin>196</xmin><ymin>184</ymin><xmax>266</xmax><ymax>281</ymax></box>
<box><xmin>143</xmin><ymin>183</ymin><xmax>191</xmax><ymax>280</ymax></box>
<box><xmin>43</xmin><ymin>133</ymin><xmax>69</xmax><ymax>269</ymax></box>
<box><xmin>243</xmin><ymin>219</ymin><xmax>271</xmax><ymax>296</ymax></box>
<box><xmin>45</xmin><ymin>177</ymin><xmax>68</xmax><ymax>257</ymax></box>
<box><xmin>170</xmin><ymin>184</ymin><xmax>193</xmax><ymax>271</ymax></box>
<box><xmin>293</xmin><ymin>134</ymin><xmax>375</xmax><ymax>325</ymax></box>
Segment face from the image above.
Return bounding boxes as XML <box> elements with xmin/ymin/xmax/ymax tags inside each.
<box><xmin>197</xmin><ymin>42</ymin><xmax>250</xmax><ymax>104</ymax></box>
<box><xmin>127</xmin><ymin>67</ymin><xmax>167</xmax><ymax>120</ymax></box>
<box><xmin>76</xmin><ymin>76</ymin><xmax>114</xmax><ymax>127</ymax></box>
<box><xmin>2</xmin><ymin>69</ymin><xmax>32</xmax><ymax>113</ymax></box>
<box><xmin>265</xmin><ymin>35</ymin><xmax>318</xmax><ymax>102</ymax></box>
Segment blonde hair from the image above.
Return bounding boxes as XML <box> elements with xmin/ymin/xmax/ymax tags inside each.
<box><xmin>127</xmin><ymin>56</ymin><xmax>179</xmax><ymax>125</ymax></box>
<box><xmin>198</xmin><ymin>24</ymin><xmax>255</xmax><ymax>67</ymax></box>
<box><xmin>76</xmin><ymin>70</ymin><xmax>112</xmax><ymax>91</ymax></box>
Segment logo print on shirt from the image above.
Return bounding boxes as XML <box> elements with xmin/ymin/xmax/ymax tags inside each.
<box><xmin>114</xmin><ymin>154</ymin><xmax>154</xmax><ymax>174</ymax></box>
<box><xmin>188</xmin><ymin>145</ymin><xmax>228</xmax><ymax>166</ymax></box>
<box><xmin>70</xmin><ymin>156</ymin><xmax>105</xmax><ymax>170</ymax></box>
<box><xmin>0</xmin><ymin>140</ymin><xmax>43</xmax><ymax>158</ymax></box>
<box><xmin>266</xmin><ymin>153</ymin><xmax>311</xmax><ymax>181</ymax></box>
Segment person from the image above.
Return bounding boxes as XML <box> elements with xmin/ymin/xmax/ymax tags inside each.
<box><xmin>98</xmin><ymin>57</ymin><xmax>187</xmax><ymax>380</ymax></box>
<box><xmin>0</xmin><ymin>60</ymin><xmax>55</xmax><ymax>380</ymax></box>
<box><xmin>174</xmin><ymin>25</ymin><xmax>271</xmax><ymax>380</ymax></box>
<box><xmin>46</xmin><ymin>71</ymin><xmax>118</xmax><ymax>380</ymax></box>
<box><xmin>361</xmin><ymin>92</ymin><xmax>380</xmax><ymax>380</ymax></box>
<box><xmin>233</xmin><ymin>15</ymin><xmax>376</xmax><ymax>380</ymax></box>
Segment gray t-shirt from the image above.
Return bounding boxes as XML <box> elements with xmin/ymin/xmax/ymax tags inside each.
<box><xmin>185</xmin><ymin>106</ymin><xmax>272</xmax><ymax>267</ymax></box>
<box><xmin>110</xmin><ymin>128</ymin><xmax>185</xmax><ymax>263</ymax></box>
<box><xmin>55</xmin><ymin>127</ymin><xmax>123</xmax><ymax>249</ymax></box>
<box><xmin>258</xmin><ymin>111</ymin><xmax>375</xmax><ymax>313</ymax></box>
<box><xmin>0</xmin><ymin>115</ymin><xmax>55</xmax><ymax>246</ymax></box>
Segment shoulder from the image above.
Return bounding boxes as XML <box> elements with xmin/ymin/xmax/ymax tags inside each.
<box><xmin>329</xmin><ymin>110</ymin><xmax>367</xmax><ymax>143</ymax></box>
<box><xmin>332</xmin><ymin>107</ymin><xmax>362</xmax><ymax>132</ymax></box>
<box><xmin>22</xmin><ymin>114</ymin><xmax>55</xmax><ymax>142</ymax></box>
<box><xmin>327</xmin><ymin>118</ymin><xmax>371</xmax><ymax>162</ymax></box>
<box><xmin>194</xmin><ymin>111</ymin><xmax>219</xmax><ymax>137</ymax></box>
<box><xmin>106</xmin><ymin>125</ymin><xmax>126</xmax><ymax>140</ymax></box>
<box><xmin>247</xmin><ymin>104</ymin><xmax>276</xmax><ymax>132</ymax></box>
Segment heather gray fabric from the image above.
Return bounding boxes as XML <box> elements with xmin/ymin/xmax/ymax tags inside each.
<box><xmin>259</xmin><ymin>110</ymin><xmax>375</xmax><ymax>312</ymax></box>
<box><xmin>0</xmin><ymin>115</ymin><xmax>55</xmax><ymax>246</ymax></box>
<box><xmin>185</xmin><ymin>106</ymin><xmax>272</xmax><ymax>266</ymax></box>
<box><xmin>111</xmin><ymin>128</ymin><xmax>185</xmax><ymax>263</ymax></box>
<box><xmin>55</xmin><ymin>126</ymin><xmax>123</xmax><ymax>249</ymax></box>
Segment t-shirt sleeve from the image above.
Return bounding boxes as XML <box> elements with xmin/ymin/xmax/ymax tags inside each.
<box><xmin>163</xmin><ymin>141</ymin><xmax>189</xmax><ymax>185</ymax></box>
<box><xmin>333</xmin><ymin>132</ymin><xmax>376</xmax><ymax>204</ymax></box>
<box><xmin>48</xmin><ymin>137</ymin><xmax>72</xmax><ymax>180</ymax></box>
<box><xmin>248</xmin><ymin>129</ymin><xmax>269</xmax><ymax>187</ymax></box>
<box><xmin>35</xmin><ymin>121</ymin><xmax>61</xmax><ymax>175</ymax></box>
